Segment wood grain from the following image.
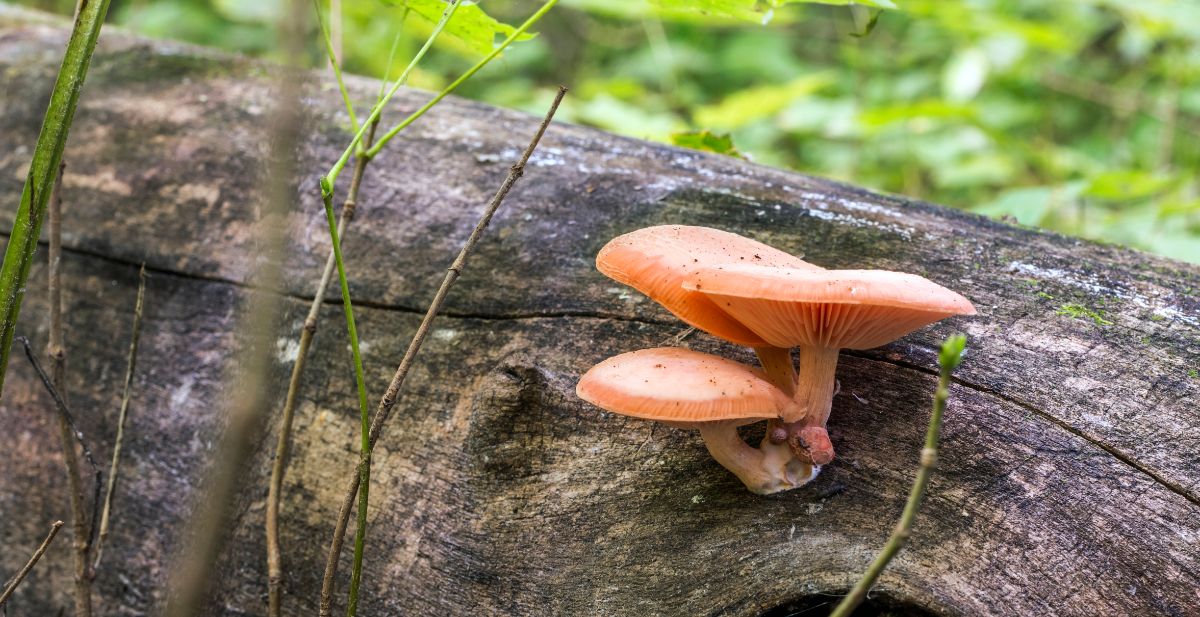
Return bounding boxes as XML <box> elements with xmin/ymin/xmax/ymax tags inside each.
<box><xmin>0</xmin><ymin>9</ymin><xmax>1196</xmax><ymax>616</ymax></box>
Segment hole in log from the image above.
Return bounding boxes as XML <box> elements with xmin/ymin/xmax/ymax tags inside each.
<box><xmin>759</xmin><ymin>592</ymin><xmax>941</xmax><ymax>617</ymax></box>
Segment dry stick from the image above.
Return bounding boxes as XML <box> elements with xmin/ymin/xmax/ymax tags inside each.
<box><xmin>317</xmin><ymin>85</ymin><xmax>568</xmax><ymax>617</ymax></box>
<box><xmin>45</xmin><ymin>161</ymin><xmax>93</xmax><ymax>617</ymax></box>
<box><xmin>0</xmin><ymin>520</ymin><xmax>64</xmax><ymax>608</ymax></box>
<box><xmin>91</xmin><ymin>265</ymin><xmax>146</xmax><ymax>575</ymax></box>
<box><xmin>270</xmin><ymin>13</ymin><xmax>406</xmax><ymax>614</ymax></box>
<box><xmin>161</xmin><ymin>2</ymin><xmax>303</xmax><ymax>614</ymax></box>
<box><xmin>19</xmin><ymin>337</ymin><xmax>103</xmax><ymax>501</ymax></box>
<box><xmin>828</xmin><ymin>335</ymin><xmax>966</xmax><ymax>617</ymax></box>
<box><xmin>266</xmin><ymin>121</ymin><xmax>378</xmax><ymax>617</ymax></box>
<box><xmin>18</xmin><ymin>336</ymin><xmax>104</xmax><ymax>574</ymax></box>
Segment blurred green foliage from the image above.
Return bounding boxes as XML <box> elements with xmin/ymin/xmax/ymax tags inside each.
<box><xmin>21</xmin><ymin>0</ymin><xmax>1200</xmax><ymax>262</ymax></box>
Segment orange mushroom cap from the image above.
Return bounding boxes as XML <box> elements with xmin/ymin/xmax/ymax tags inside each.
<box><xmin>596</xmin><ymin>225</ymin><xmax>822</xmax><ymax>347</ymax></box>
<box><xmin>576</xmin><ymin>347</ymin><xmax>791</xmax><ymax>424</ymax></box>
<box><xmin>684</xmin><ymin>264</ymin><xmax>977</xmax><ymax>349</ymax></box>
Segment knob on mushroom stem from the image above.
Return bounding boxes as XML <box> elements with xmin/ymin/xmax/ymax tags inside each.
<box><xmin>789</xmin><ymin>426</ymin><xmax>834</xmax><ymax>465</ymax></box>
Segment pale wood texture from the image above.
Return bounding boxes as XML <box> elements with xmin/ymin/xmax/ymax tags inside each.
<box><xmin>0</xmin><ymin>10</ymin><xmax>1197</xmax><ymax>617</ymax></box>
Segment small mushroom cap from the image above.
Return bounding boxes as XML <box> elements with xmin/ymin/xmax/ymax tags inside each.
<box><xmin>576</xmin><ymin>347</ymin><xmax>789</xmax><ymax>424</ymax></box>
<box><xmin>684</xmin><ymin>264</ymin><xmax>977</xmax><ymax>349</ymax></box>
<box><xmin>596</xmin><ymin>225</ymin><xmax>821</xmax><ymax>347</ymax></box>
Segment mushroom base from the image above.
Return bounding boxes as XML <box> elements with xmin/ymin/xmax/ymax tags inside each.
<box><xmin>769</xmin><ymin>419</ymin><xmax>835</xmax><ymax>466</ymax></box>
<box><xmin>698</xmin><ymin>422</ymin><xmax>818</xmax><ymax>495</ymax></box>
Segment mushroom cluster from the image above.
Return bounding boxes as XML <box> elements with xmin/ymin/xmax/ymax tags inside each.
<box><xmin>576</xmin><ymin>225</ymin><xmax>975</xmax><ymax>494</ymax></box>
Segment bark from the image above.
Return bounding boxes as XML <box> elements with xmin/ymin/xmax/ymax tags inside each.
<box><xmin>0</xmin><ymin>8</ymin><xmax>1197</xmax><ymax>617</ymax></box>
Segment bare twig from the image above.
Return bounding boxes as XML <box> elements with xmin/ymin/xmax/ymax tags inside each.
<box><xmin>268</xmin><ymin>13</ymin><xmax>408</xmax><ymax>615</ymax></box>
<box><xmin>317</xmin><ymin>85</ymin><xmax>568</xmax><ymax>617</ymax></box>
<box><xmin>162</xmin><ymin>3</ymin><xmax>303</xmax><ymax>615</ymax></box>
<box><xmin>267</xmin><ymin>121</ymin><xmax>378</xmax><ymax>617</ymax></box>
<box><xmin>46</xmin><ymin>162</ymin><xmax>94</xmax><ymax>615</ymax></box>
<box><xmin>19</xmin><ymin>336</ymin><xmax>103</xmax><ymax>514</ymax></box>
<box><xmin>828</xmin><ymin>334</ymin><xmax>966</xmax><ymax>617</ymax></box>
<box><xmin>0</xmin><ymin>520</ymin><xmax>64</xmax><ymax>608</ymax></box>
<box><xmin>91</xmin><ymin>265</ymin><xmax>146</xmax><ymax>575</ymax></box>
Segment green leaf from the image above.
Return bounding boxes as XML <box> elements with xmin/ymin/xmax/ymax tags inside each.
<box><xmin>858</xmin><ymin>99</ymin><xmax>977</xmax><ymax>128</ymax></box>
<box><xmin>1151</xmin><ymin>231</ymin><xmax>1200</xmax><ymax>264</ymax></box>
<box><xmin>671</xmin><ymin>129</ymin><xmax>746</xmax><ymax>158</ymax></box>
<box><xmin>933</xmin><ymin>152</ymin><xmax>1017</xmax><ymax>188</ymax></box>
<box><xmin>381</xmin><ymin>0</ymin><xmax>534</xmax><ymax>57</ymax></box>
<box><xmin>647</xmin><ymin>0</ymin><xmax>897</xmax><ymax>25</ymax></box>
<box><xmin>975</xmin><ymin>186</ymin><xmax>1054</xmax><ymax>225</ymax></box>
<box><xmin>975</xmin><ymin>182</ymin><xmax>1084</xmax><ymax>227</ymax></box>
<box><xmin>695</xmin><ymin>72</ymin><xmax>834</xmax><ymax>128</ymax></box>
<box><xmin>213</xmin><ymin>0</ymin><xmax>284</xmax><ymax>23</ymax></box>
<box><xmin>784</xmin><ymin>0</ymin><xmax>897</xmax><ymax>8</ymax></box>
<box><xmin>942</xmin><ymin>47</ymin><xmax>989</xmax><ymax>102</ymax></box>
<box><xmin>575</xmin><ymin>94</ymin><xmax>685</xmax><ymax>140</ymax></box>
<box><xmin>650</xmin><ymin>0</ymin><xmax>769</xmax><ymax>23</ymax></box>
<box><xmin>848</xmin><ymin>5</ymin><xmax>882</xmax><ymax>37</ymax></box>
<box><xmin>1082</xmin><ymin>171</ymin><xmax>1177</xmax><ymax>202</ymax></box>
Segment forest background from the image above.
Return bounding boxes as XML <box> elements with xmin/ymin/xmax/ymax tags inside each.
<box><xmin>16</xmin><ymin>0</ymin><xmax>1200</xmax><ymax>263</ymax></box>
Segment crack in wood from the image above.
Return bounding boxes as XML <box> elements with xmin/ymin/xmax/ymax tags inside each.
<box><xmin>847</xmin><ymin>351</ymin><xmax>1200</xmax><ymax>509</ymax></box>
<box><xmin>25</xmin><ymin>229</ymin><xmax>1199</xmax><ymax>509</ymax></box>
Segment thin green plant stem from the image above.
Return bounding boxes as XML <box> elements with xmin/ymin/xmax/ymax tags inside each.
<box><xmin>323</xmin><ymin>0</ymin><xmax>463</xmax><ymax>189</ymax></box>
<box><xmin>365</xmin><ymin>0</ymin><xmax>560</xmax><ymax>160</ymax></box>
<box><xmin>91</xmin><ymin>264</ymin><xmax>146</xmax><ymax>575</ymax></box>
<box><xmin>829</xmin><ymin>334</ymin><xmax>967</xmax><ymax>617</ymax></box>
<box><xmin>0</xmin><ymin>0</ymin><xmax>112</xmax><ymax>400</ymax></box>
<box><xmin>266</xmin><ymin>122</ymin><xmax>377</xmax><ymax>617</ymax></box>
<box><xmin>314</xmin><ymin>0</ymin><xmax>359</xmax><ymax>131</ymax></box>
<box><xmin>317</xmin><ymin>184</ymin><xmax>374</xmax><ymax>617</ymax></box>
<box><xmin>378</xmin><ymin>14</ymin><xmax>406</xmax><ymax>98</ymax></box>
<box><xmin>317</xmin><ymin>85</ymin><xmax>567</xmax><ymax>617</ymax></box>
<box><xmin>267</xmin><ymin>16</ymin><xmax>401</xmax><ymax>614</ymax></box>
<box><xmin>267</xmin><ymin>3</ymin><xmax>412</xmax><ymax>605</ymax></box>
<box><xmin>372</xmin><ymin>14</ymin><xmax>408</xmax><ymax>110</ymax></box>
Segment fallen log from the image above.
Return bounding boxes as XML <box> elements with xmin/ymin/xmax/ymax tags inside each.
<box><xmin>0</xmin><ymin>8</ymin><xmax>1197</xmax><ymax>616</ymax></box>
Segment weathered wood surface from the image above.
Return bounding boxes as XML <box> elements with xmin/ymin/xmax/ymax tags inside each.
<box><xmin>1</xmin><ymin>10</ymin><xmax>1198</xmax><ymax>617</ymax></box>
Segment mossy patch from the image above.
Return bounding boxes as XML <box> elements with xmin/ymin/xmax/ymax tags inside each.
<box><xmin>1056</xmin><ymin>303</ymin><xmax>1113</xmax><ymax>326</ymax></box>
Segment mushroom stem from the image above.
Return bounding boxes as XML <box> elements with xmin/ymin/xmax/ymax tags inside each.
<box><xmin>774</xmin><ymin>345</ymin><xmax>840</xmax><ymax>464</ymax></box>
<box><xmin>753</xmin><ymin>346</ymin><xmax>795</xmax><ymax>396</ymax></box>
<box><xmin>754</xmin><ymin>346</ymin><xmax>797</xmax><ymax>452</ymax></box>
<box><xmin>783</xmin><ymin>345</ymin><xmax>840</xmax><ymax>425</ymax></box>
<box><xmin>698</xmin><ymin>423</ymin><xmax>810</xmax><ymax>495</ymax></box>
